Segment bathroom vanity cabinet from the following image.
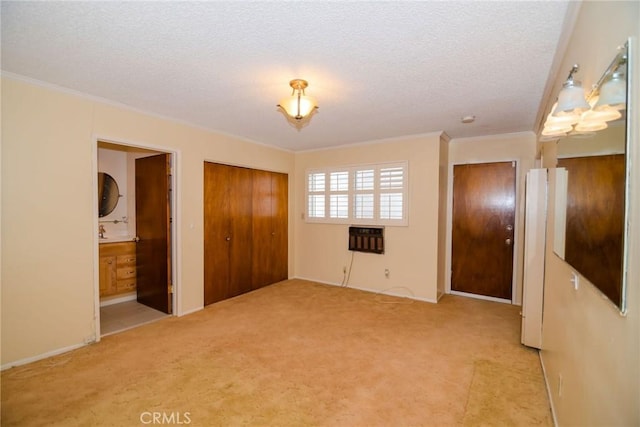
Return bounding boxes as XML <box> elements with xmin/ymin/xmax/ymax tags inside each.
<box><xmin>99</xmin><ymin>242</ymin><xmax>136</xmax><ymax>297</ymax></box>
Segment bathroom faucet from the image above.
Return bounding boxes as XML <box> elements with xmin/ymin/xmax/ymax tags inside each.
<box><xmin>99</xmin><ymin>224</ymin><xmax>106</xmax><ymax>239</ymax></box>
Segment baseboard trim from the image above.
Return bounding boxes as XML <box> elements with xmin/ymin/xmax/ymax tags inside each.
<box><xmin>1</xmin><ymin>342</ymin><xmax>89</xmax><ymax>371</ymax></box>
<box><xmin>292</xmin><ymin>276</ymin><xmax>438</xmax><ymax>304</ymax></box>
<box><xmin>179</xmin><ymin>306</ymin><xmax>204</xmax><ymax>317</ymax></box>
<box><xmin>539</xmin><ymin>351</ymin><xmax>559</xmax><ymax>427</ymax></box>
<box><xmin>99</xmin><ymin>293</ymin><xmax>136</xmax><ymax>307</ymax></box>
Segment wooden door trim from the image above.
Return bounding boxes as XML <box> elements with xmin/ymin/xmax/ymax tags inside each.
<box><xmin>93</xmin><ymin>136</ymin><xmax>180</xmax><ymax>342</ymax></box>
<box><xmin>445</xmin><ymin>159</ymin><xmax>520</xmax><ymax>304</ymax></box>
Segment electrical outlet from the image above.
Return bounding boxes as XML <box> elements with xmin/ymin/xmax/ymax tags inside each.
<box><xmin>384</xmin><ymin>268</ymin><xmax>390</xmax><ymax>278</ymax></box>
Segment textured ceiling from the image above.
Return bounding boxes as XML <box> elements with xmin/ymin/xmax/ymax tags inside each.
<box><xmin>1</xmin><ymin>1</ymin><xmax>570</xmax><ymax>151</ymax></box>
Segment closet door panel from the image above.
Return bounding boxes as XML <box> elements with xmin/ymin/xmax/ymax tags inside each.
<box><xmin>203</xmin><ymin>162</ymin><xmax>231</xmax><ymax>305</ymax></box>
<box><xmin>228</xmin><ymin>166</ymin><xmax>253</xmax><ymax>297</ymax></box>
<box><xmin>271</xmin><ymin>172</ymin><xmax>289</xmax><ymax>283</ymax></box>
<box><xmin>251</xmin><ymin>169</ymin><xmax>273</xmax><ymax>290</ymax></box>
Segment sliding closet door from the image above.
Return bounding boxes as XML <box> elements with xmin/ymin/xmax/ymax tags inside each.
<box><xmin>252</xmin><ymin>170</ymin><xmax>288</xmax><ymax>289</ymax></box>
<box><xmin>228</xmin><ymin>166</ymin><xmax>253</xmax><ymax>297</ymax></box>
<box><xmin>271</xmin><ymin>171</ymin><xmax>288</xmax><ymax>283</ymax></box>
<box><xmin>251</xmin><ymin>169</ymin><xmax>272</xmax><ymax>290</ymax></box>
<box><xmin>205</xmin><ymin>162</ymin><xmax>288</xmax><ymax>305</ymax></box>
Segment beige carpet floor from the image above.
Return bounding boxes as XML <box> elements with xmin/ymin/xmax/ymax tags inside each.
<box><xmin>1</xmin><ymin>279</ymin><xmax>552</xmax><ymax>426</ymax></box>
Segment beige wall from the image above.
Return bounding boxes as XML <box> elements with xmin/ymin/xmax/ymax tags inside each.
<box><xmin>448</xmin><ymin>132</ymin><xmax>538</xmax><ymax>304</ymax></box>
<box><xmin>293</xmin><ymin>133</ymin><xmax>445</xmax><ymax>302</ymax></box>
<box><xmin>1</xmin><ymin>77</ymin><xmax>295</xmax><ymax>366</ymax></box>
<box><xmin>539</xmin><ymin>1</ymin><xmax>640</xmax><ymax>425</ymax></box>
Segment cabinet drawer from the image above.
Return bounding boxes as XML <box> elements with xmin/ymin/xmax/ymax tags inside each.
<box><xmin>116</xmin><ymin>279</ymin><xmax>136</xmax><ymax>292</ymax></box>
<box><xmin>100</xmin><ymin>242</ymin><xmax>136</xmax><ymax>257</ymax></box>
<box><xmin>117</xmin><ymin>254</ymin><xmax>136</xmax><ymax>266</ymax></box>
<box><xmin>117</xmin><ymin>267</ymin><xmax>136</xmax><ymax>279</ymax></box>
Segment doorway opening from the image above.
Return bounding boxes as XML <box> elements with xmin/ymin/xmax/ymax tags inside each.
<box><xmin>95</xmin><ymin>140</ymin><xmax>177</xmax><ymax>337</ymax></box>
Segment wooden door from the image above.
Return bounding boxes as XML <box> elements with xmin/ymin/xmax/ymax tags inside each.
<box><xmin>452</xmin><ymin>162</ymin><xmax>516</xmax><ymax>300</ymax></box>
<box><xmin>251</xmin><ymin>170</ymin><xmax>288</xmax><ymax>289</ymax></box>
<box><xmin>204</xmin><ymin>162</ymin><xmax>231</xmax><ymax>305</ymax></box>
<box><xmin>558</xmin><ymin>154</ymin><xmax>625</xmax><ymax>304</ymax></box>
<box><xmin>135</xmin><ymin>153</ymin><xmax>172</xmax><ymax>314</ymax></box>
<box><xmin>228</xmin><ymin>166</ymin><xmax>253</xmax><ymax>297</ymax></box>
<box><xmin>271</xmin><ymin>172</ymin><xmax>288</xmax><ymax>283</ymax></box>
<box><xmin>251</xmin><ymin>169</ymin><xmax>272</xmax><ymax>290</ymax></box>
<box><xmin>204</xmin><ymin>163</ymin><xmax>254</xmax><ymax>304</ymax></box>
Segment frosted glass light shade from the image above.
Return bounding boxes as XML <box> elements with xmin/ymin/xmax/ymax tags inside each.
<box><xmin>553</xmin><ymin>81</ymin><xmax>589</xmax><ymax>117</ymax></box>
<box><xmin>545</xmin><ymin>106</ymin><xmax>579</xmax><ymax>126</ymax></box>
<box><xmin>575</xmin><ymin>120</ymin><xmax>607</xmax><ymax>132</ymax></box>
<box><xmin>581</xmin><ymin>107</ymin><xmax>621</xmax><ymax>123</ymax></box>
<box><xmin>542</xmin><ymin>123</ymin><xmax>572</xmax><ymax>136</ymax></box>
<box><xmin>594</xmin><ymin>72</ymin><xmax>626</xmax><ymax>111</ymax></box>
<box><xmin>278</xmin><ymin>94</ymin><xmax>318</xmax><ymax>119</ymax></box>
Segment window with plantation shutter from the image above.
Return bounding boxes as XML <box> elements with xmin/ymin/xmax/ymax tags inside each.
<box><xmin>379</xmin><ymin>166</ymin><xmax>404</xmax><ymax>220</ymax></box>
<box><xmin>305</xmin><ymin>161</ymin><xmax>408</xmax><ymax>226</ymax></box>
<box><xmin>329</xmin><ymin>171</ymin><xmax>349</xmax><ymax>219</ymax></box>
<box><xmin>354</xmin><ymin>169</ymin><xmax>375</xmax><ymax>220</ymax></box>
<box><xmin>307</xmin><ymin>172</ymin><xmax>326</xmax><ymax>218</ymax></box>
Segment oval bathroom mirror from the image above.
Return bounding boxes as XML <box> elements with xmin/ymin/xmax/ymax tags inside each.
<box><xmin>98</xmin><ymin>172</ymin><xmax>120</xmax><ymax>217</ymax></box>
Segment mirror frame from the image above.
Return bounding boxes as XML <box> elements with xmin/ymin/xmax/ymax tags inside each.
<box><xmin>98</xmin><ymin>172</ymin><xmax>120</xmax><ymax>218</ymax></box>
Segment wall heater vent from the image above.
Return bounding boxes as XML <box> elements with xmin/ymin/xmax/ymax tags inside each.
<box><xmin>348</xmin><ymin>226</ymin><xmax>385</xmax><ymax>254</ymax></box>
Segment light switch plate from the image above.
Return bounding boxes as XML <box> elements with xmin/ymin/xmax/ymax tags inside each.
<box><xmin>571</xmin><ymin>272</ymin><xmax>579</xmax><ymax>290</ymax></box>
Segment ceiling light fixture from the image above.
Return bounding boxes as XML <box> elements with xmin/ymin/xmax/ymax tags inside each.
<box><xmin>277</xmin><ymin>79</ymin><xmax>318</xmax><ymax>123</ymax></box>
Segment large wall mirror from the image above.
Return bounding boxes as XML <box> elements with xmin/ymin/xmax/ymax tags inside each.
<box><xmin>553</xmin><ymin>41</ymin><xmax>630</xmax><ymax>312</ymax></box>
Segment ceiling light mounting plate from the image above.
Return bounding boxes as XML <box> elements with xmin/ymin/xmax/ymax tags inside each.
<box><xmin>289</xmin><ymin>79</ymin><xmax>308</xmax><ymax>91</ymax></box>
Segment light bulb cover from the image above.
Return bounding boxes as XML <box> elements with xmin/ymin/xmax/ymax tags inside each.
<box><xmin>594</xmin><ymin>72</ymin><xmax>626</xmax><ymax>111</ymax></box>
<box><xmin>575</xmin><ymin>120</ymin><xmax>608</xmax><ymax>132</ymax></box>
<box><xmin>542</xmin><ymin>124</ymin><xmax>572</xmax><ymax>136</ymax></box>
<box><xmin>581</xmin><ymin>107</ymin><xmax>621</xmax><ymax>123</ymax></box>
<box><xmin>545</xmin><ymin>111</ymin><xmax>579</xmax><ymax>127</ymax></box>
<box><xmin>553</xmin><ymin>80</ymin><xmax>589</xmax><ymax>117</ymax></box>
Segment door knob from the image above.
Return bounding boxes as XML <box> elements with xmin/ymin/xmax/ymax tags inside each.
<box><xmin>505</xmin><ymin>238</ymin><xmax>512</xmax><ymax>246</ymax></box>
<box><xmin>225</xmin><ymin>236</ymin><xmax>231</xmax><ymax>241</ymax></box>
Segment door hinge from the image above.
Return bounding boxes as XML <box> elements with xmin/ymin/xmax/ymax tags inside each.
<box><xmin>169</xmin><ymin>285</ymin><xmax>173</xmax><ymax>294</ymax></box>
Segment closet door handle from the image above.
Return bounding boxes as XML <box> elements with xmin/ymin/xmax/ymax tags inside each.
<box><xmin>225</xmin><ymin>236</ymin><xmax>231</xmax><ymax>241</ymax></box>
